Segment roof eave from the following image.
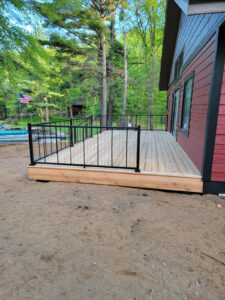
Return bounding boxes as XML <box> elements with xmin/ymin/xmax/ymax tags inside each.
<box><xmin>159</xmin><ymin>0</ymin><xmax>181</xmax><ymax>91</ymax></box>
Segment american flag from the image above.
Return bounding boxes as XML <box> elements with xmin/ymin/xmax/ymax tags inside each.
<box><xmin>19</xmin><ymin>93</ymin><xmax>31</xmax><ymax>104</ymax></box>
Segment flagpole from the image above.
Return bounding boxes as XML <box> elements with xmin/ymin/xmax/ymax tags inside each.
<box><xmin>19</xmin><ymin>100</ymin><xmax>23</xmax><ymax>121</ymax></box>
<box><xmin>19</xmin><ymin>94</ymin><xmax>31</xmax><ymax>127</ymax></box>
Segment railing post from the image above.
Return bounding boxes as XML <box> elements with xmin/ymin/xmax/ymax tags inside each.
<box><xmin>55</xmin><ymin>126</ymin><xmax>59</xmax><ymax>163</ymax></box>
<box><xmin>165</xmin><ymin>114</ymin><xmax>168</xmax><ymax>131</ymax></box>
<box><xmin>135</xmin><ymin>125</ymin><xmax>141</xmax><ymax>172</ymax></box>
<box><xmin>83</xmin><ymin>127</ymin><xmax>86</xmax><ymax>168</ymax></box>
<box><xmin>28</xmin><ymin>123</ymin><xmax>35</xmax><ymax>165</ymax></box>
<box><xmin>74</xmin><ymin>126</ymin><xmax>77</xmax><ymax>144</ymax></box>
<box><xmin>70</xmin><ymin>118</ymin><xmax>73</xmax><ymax>147</ymax></box>
<box><xmin>91</xmin><ymin>115</ymin><xmax>93</xmax><ymax>137</ymax></box>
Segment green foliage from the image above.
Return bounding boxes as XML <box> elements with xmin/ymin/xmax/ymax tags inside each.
<box><xmin>0</xmin><ymin>0</ymin><xmax>167</xmax><ymax>124</ymax></box>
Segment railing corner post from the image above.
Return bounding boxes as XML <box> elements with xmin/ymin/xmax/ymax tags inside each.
<box><xmin>135</xmin><ymin>125</ymin><xmax>141</xmax><ymax>172</ymax></box>
<box><xmin>28</xmin><ymin>122</ymin><xmax>35</xmax><ymax>166</ymax></box>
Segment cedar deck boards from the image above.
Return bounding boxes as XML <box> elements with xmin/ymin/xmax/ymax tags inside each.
<box><xmin>29</xmin><ymin>131</ymin><xmax>203</xmax><ymax>193</ymax></box>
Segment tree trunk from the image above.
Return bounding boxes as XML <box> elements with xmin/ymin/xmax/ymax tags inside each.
<box><xmin>100</xmin><ymin>1</ymin><xmax>107</xmax><ymax>127</ymax></box>
<box><xmin>70</xmin><ymin>106</ymin><xmax>73</xmax><ymax>119</ymax></box>
<box><xmin>100</xmin><ymin>31</ymin><xmax>107</xmax><ymax>127</ymax></box>
<box><xmin>60</xmin><ymin>102</ymin><xmax>63</xmax><ymax>117</ymax></box>
<box><xmin>121</xmin><ymin>31</ymin><xmax>127</xmax><ymax>127</ymax></box>
<box><xmin>98</xmin><ymin>41</ymin><xmax>103</xmax><ymax>106</ymax></box>
<box><xmin>107</xmin><ymin>18</ymin><xmax>115</xmax><ymax>127</ymax></box>
<box><xmin>108</xmin><ymin>87</ymin><xmax>113</xmax><ymax>126</ymax></box>
<box><xmin>149</xmin><ymin>22</ymin><xmax>156</xmax><ymax>130</ymax></box>
<box><xmin>44</xmin><ymin>97</ymin><xmax>49</xmax><ymax>122</ymax></box>
<box><xmin>65</xmin><ymin>98</ymin><xmax>68</xmax><ymax>117</ymax></box>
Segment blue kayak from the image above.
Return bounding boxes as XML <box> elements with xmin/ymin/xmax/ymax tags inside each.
<box><xmin>0</xmin><ymin>130</ymin><xmax>28</xmax><ymax>135</ymax></box>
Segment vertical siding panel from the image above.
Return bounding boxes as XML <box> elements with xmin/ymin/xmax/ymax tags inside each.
<box><xmin>169</xmin><ymin>12</ymin><xmax>224</xmax><ymax>83</ymax></box>
<box><xmin>168</xmin><ymin>36</ymin><xmax>216</xmax><ymax>172</ymax></box>
<box><xmin>211</xmin><ymin>65</ymin><xmax>225</xmax><ymax>182</ymax></box>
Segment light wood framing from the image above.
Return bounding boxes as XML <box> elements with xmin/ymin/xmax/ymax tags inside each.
<box><xmin>28</xmin><ymin>165</ymin><xmax>203</xmax><ymax>193</ymax></box>
<box><xmin>29</xmin><ymin>131</ymin><xmax>203</xmax><ymax>193</ymax></box>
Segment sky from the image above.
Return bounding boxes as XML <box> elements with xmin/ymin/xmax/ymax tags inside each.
<box><xmin>5</xmin><ymin>1</ymin><xmax>51</xmax><ymax>35</ymax></box>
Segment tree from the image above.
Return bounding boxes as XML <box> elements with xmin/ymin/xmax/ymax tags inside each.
<box><xmin>121</xmin><ymin>30</ymin><xmax>127</xmax><ymax>126</ymax></box>
<box><xmin>33</xmin><ymin>0</ymin><xmax>126</xmax><ymax>126</ymax></box>
<box><xmin>0</xmin><ymin>0</ymin><xmax>167</xmax><ymax>125</ymax></box>
<box><xmin>125</xmin><ymin>0</ymin><xmax>166</xmax><ymax>117</ymax></box>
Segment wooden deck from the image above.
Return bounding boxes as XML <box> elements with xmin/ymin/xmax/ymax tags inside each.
<box><xmin>28</xmin><ymin>131</ymin><xmax>203</xmax><ymax>192</ymax></box>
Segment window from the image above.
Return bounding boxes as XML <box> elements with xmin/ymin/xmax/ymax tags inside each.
<box><xmin>171</xmin><ymin>89</ymin><xmax>180</xmax><ymax>138</ymax></box>
<box><xmin>166</xmin><ymin>94</ymin><xmax>170</xmax><ymax>112</ymax></box>
<box><xmin>181</xmin><ymin>75</ymin><xmax>194</xmax><ymax>135</ymax></box>
<box><xmin>174</xmin><ymin>51</ymin><xmax>183</xmax><ymax>81</ymax></box>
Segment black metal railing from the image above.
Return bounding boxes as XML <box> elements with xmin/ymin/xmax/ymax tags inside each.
<box><xmin>28</xmin><ymin>119</ymin><xmax>141</xmax><ymax>172</ymax></box>
<box><xmin>93</xmin><ymin>114</ymin><xmax>168</xmax><ymax>130</ymax></box>
<box><xmin>28</xmin><ymin>114</ymin><xmax>167</xmax><ymax>172</ymax></box>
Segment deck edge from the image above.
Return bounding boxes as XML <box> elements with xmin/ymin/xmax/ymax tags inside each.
<box><xmin>28</xmin><ymin>165</ymin><xmax>203</xmax><ymax>193</ymax></box>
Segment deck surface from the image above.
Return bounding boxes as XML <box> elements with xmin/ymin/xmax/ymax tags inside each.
<box><xmin>30</xmin><ymin>131</ymin><xmax>203</xmax><ymax>192</ymax></box>
<box><xmin>39</xmin><ymin>130</ymin><xmax>201</xmax><ymax>178</ymax></box>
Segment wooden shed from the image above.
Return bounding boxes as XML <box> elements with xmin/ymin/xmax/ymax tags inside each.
<box><xmin>68</xmin><ymin>98</ymin><xmax>86</xmax><ymax>116</ymax></box>
<box><xmin>159</xmin><ymin>0</ymin><xmax>225</xmax><ymax>194</ymax></box>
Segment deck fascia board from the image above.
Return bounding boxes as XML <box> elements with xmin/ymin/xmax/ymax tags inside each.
<box><xmin>28</xmin><ymin>165</ymin><xmax>203</xmax><ymax>193</ymax></box>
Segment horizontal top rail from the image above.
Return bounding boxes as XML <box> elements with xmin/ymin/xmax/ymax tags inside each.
<box><xmin>30</xmin><ymin>124</ymin><xmax>139</xmax><ymax>130</ymax></box>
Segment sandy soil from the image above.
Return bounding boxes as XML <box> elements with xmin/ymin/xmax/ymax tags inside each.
<box><xmin>0</xmin><ymin>144</ymin><xmax>225</xmax><ymax>300</ymax></box>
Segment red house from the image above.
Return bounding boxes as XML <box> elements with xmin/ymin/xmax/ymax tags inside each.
<box><xmin>160</xmin><ymin>0</ymin><xmax>225</xmax><ymax>194</ymax></box>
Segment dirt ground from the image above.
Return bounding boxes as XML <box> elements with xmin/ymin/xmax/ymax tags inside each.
<box><xmin>0</xmin><ymin>144</ymin><xmax>225</xmax><ymax>300</ymax></box>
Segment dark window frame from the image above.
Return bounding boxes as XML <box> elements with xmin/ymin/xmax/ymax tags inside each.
<box><xmin>180</xmin><ymin>71</ymin><xmax>194</xmax><ymax>137</ymax></box>
<box><xmin>166</xmin><ymin>93</ymin><xmax>170</xmax><ymax>112</ymax></box>
<box><xmin>170</xmin><ymin>85</ymin><xmax>181</xmax><ymax>138</ymax></box>
<box><xmin>174</xmin><ymin>51</ymin><xmax>184</xmax><ymax>82</ymax></box>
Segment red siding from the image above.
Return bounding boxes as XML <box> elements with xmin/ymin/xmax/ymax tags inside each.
<box><xmin>211</xmin><ymin>62</ymin><xmax>225</xmax><ymax>182</ymax></box>
<box><xmin>168</xmin><ymin>36</ymin><xmax>216</xmax><ymax>172</ymax></box>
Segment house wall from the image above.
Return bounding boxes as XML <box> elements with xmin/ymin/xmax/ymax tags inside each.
<box><xmin>167</xmin><ymin>35</ymin><xmax>216</xmax><ymax>172</ymax></box>
<box><xmin>169</xmin><ymin>11</ymin><xmax>224</xmax><ymax>84</ymax></box>
<box><xmin>211</xmin><ymin>62</ymin><xmax>225</xmax><ymax>181</ymax></box>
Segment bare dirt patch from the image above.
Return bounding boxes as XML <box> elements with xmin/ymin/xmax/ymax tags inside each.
<box><xmin>0</xmin><ymin>144</ymin><xmax>224</xmax><ymax>299</ymax></box>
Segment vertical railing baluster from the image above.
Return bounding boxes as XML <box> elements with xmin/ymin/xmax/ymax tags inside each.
<box><xmin>50</xmin><ymin>125</ymin><xmax>52</xmax><ymax>153</ymax></box>
<box><xmin>91</xmin><ymin>115</ymin><xmax>93</xmax><ymax>137</ymax></box>
<box><xmin>83</xmin><ymin>127</ymin><xmax>85</xmax><ymax>167</ymax></box>
<box><xmin>64</xmin><ymin>121</ymin><xmax>66</xmax><ymax>148</ymax></box>
<box><xmin>37</xmin><ymin>126</ymin><xmax>41</xmax><ymax>158</ymax></box>
<box><xmin>74</xmin><ymin>126</ymin><xmax>77</xmax><ymax>144</ymax></box>
<box><xmin>28</xmin><ymin>123</ymin><xmax>35</xmax><ymax>165</ymax></box>
<box><xmin>126</xmin><ymin>128</ymin><xmax>128</xmax><ymax>168</ymax></box>
<box><xmin>60</xmin><ymin>122</ymin><xmax>62</xmax><ymax>150</ymax></box>
<box><xmin>70</xmin><ymin>133</ymin><xmax>72</xmax><ymax>164</ymax></box>
<box><xmin>70</xmin><ymin>119</ymin><xmax>73</xmax><ymax>147</ymax></box>
<box><xmin>85</xmin><ymin>122</ymin><xmax>88</xmax><ymax>139</ymax></box>
<box><xmin>135</xmin><ymin>125</ymin><xmax>141</xmax><ymax>172</ymax></box>
<box><xmin>111</xmin><ymin>127</ymin><xmax>113</xmax><ymax>167</ymax></box>
<box><xmin>43</xmin><ymin>126</ymin><xmax>46</xmax><ymax>162</ymax></box>
<box><xmin>55</xmin><ymin>126</ymin><xmax>59</xmax><ymax>163</ymax></box>
<box><xmin>97</xmin><ymin>128</ymin><xmax>99</xmax><ymax>165</ymax></box>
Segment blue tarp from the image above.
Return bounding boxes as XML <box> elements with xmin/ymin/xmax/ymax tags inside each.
<box><xmin>0</xmin><ymin>130</ymin><xmax>28</xmax><ymax>135</ymax></box>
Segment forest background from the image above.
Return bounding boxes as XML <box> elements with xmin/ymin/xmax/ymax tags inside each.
<box><xmin>0</xmin><ymin>0</ymin><xmax>167</xmax><ymax>126</ymax></box>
